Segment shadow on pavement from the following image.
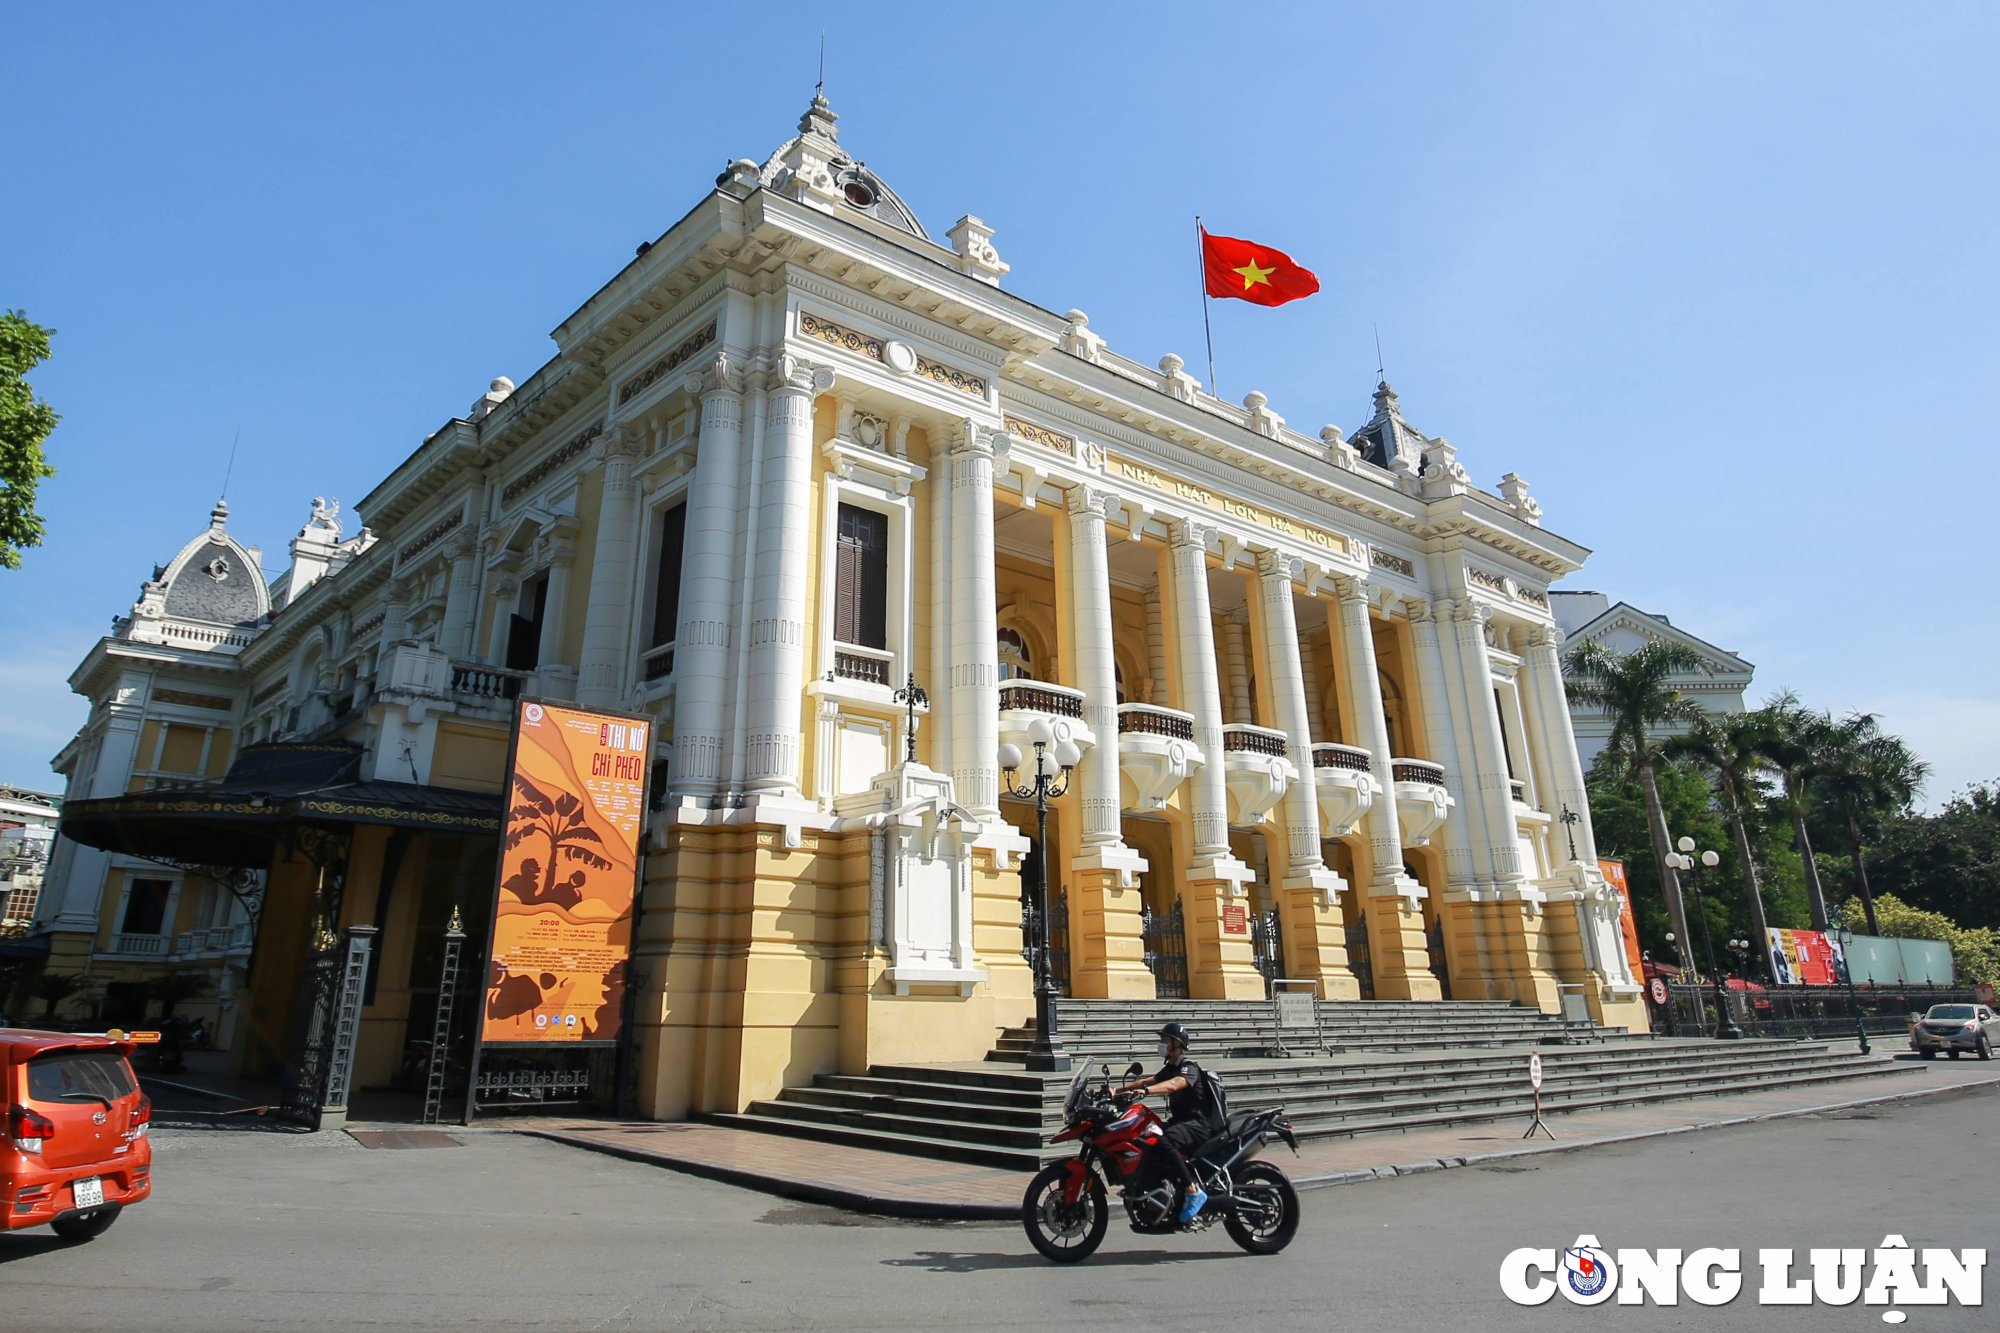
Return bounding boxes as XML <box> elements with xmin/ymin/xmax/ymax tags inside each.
<box><xmin>0</xmin><ymin>1234</ymin><xmax>87</xmax><ymax>1265</ymax></box>
<box><xmin>885</xmin><ymin>1248</ymin><xmax>1244</xmax><ymax>1273</ymax></box>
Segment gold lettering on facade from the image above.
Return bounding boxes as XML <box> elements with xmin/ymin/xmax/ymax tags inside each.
<box><xmin>1107</xmin><ymin>455</ymin><xmax>1347</xmax><ymax>553</ymax></box>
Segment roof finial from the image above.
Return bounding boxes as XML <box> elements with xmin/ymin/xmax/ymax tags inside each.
<box><xmin>817</xmin><ymin>28</ymin><xmax>825</xmax><ymax>98</ymax></box>
<box><xmin>1374</xmin><ymin>323</ymin><xmax>1385</xmax><ymax>384</ymax></box>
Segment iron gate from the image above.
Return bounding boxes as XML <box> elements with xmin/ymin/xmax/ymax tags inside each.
<box><xmin>1345</xmin><ymin>916</ymin><xmax>1373</xmax><ymax>999</ymax></box>
<box><xmin>1049</xmin><ymin>888</ymin><xmax>1071</xmax><ymax>997</ymax></box>
<box><xmin>1426</xmin><ymin>920</ymin><xmax>1452</xmax><ymax>1001</ymax></box>
<box><xmin>1252</xmin><ymin>908</ymin><xmax>1284</xmax><ymax>996</ymax></box>
<box><xmin>1141</xmin><ymin>900</ymin><xmax>1189</xmax><ymax>999</ymax></box>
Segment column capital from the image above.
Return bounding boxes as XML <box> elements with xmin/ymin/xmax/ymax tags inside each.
<box><xmin>1525</xmin><ymin>623</ymin><xmax>1566</xmax><ymax>650</ymax></box>
<box><xmin>950</xmin><ymin>418</ymin><xmax>1000</xmax><ymax>456</ymax></box>
<box><xmin>771</xmin><ymin>353</ymin><xmax>836</xmax><ymax>396</ymax></box>
<box><xmin>686</xmin><ymin>353</ymin><xmax>745</xmax><ymax>399</ymax></box>
<box><xmin>1255</xmin><ymin>549</ymin><xmax>1303</xmax><ymax>582</ymax></box>
<box><xmin>1452</xmin><ymin>597</ymin><xmax>1493</xmax><ymax>626</ymax></box>
<box><xmin>1333</xmin><ymin>574</ymin><xmax>1371</xmax><ymax>606</ymax></box>
<box><xmin>1167</xmin><ymin>517</ymin><xmax>1217</xmax><ymax>551</ymax></box>
<box><xmin>1064</xmin><ymin>481</ymin><xmax>1117</xmax><ymax>518</ymax></box>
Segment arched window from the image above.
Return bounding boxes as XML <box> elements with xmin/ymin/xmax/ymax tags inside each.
<box><xmin>998</xmin><ymin>626</ymin><xmax>1033</xmax><ymax>681</ymax></box>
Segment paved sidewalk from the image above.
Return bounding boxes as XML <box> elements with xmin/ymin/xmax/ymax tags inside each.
<box><xmin>498</xmin><ymin>1054</ymin><xmax>2000</xmax><ymax>1219</ymax></box>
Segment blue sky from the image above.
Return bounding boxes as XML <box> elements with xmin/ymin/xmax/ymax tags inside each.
<box><xmin>4</xmin><ymin>3</ymin><xmax>1995</xmax><ymax>805</ymax></box>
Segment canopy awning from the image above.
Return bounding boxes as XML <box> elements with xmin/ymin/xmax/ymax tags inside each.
<box><xmin>58</xmin><ymin>741</ymin><xmax>503</xmax><ymax>868</ymax></box>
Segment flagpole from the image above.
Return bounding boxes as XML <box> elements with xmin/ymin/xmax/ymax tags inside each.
<box><xmin>1196</xmin><ymin>216</ymin><xmax>1218</xmax><ymax>398</ymax></box>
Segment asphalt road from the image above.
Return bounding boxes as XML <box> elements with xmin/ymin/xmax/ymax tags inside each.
<box><xmin>2</xmin><ymin>1084</ymin><xmax>1990</xmax><ymax>1332</ymax></box>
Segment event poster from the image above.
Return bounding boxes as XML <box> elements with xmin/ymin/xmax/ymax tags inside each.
<box><xmin>1599</xmin><ymin>859</ymin><xmax>1646</xmax><ymax>981</ymax></box>
<box><xmin>481</xmin><ymin>699</ymin><xmax>651</xmax><ymax>1045</ymax></box>
<box><xmin>1765</xmin><ymin>927</ymin><xmax>1848</xmax><ymax>986</ymax></box>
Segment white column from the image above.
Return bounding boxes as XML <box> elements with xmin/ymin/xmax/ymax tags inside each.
<box><xmin>1221</xmin><ymin>609</ymin><xmax>1254</xmax><ymax>724</ymax></box>
<box><xmin>381</xmin><ymin>583</ymin><xmax>410</xmax><ymax>645</ymax></box>
<box><xmin>947</xmin><ymin>422</ymin><xmax>1001</xmax><ymax>818</ymax></box>
<box><xmin>484</xmin><ymin>573</ymin><xmax>518</xmax><ymax>663</ymax></box>
<box><xmin>928</xmin><ymin>429</ymin><xmax>953</xmax><ymax>770</ymax></box>
<box><xmin>1256</xmin><ymin>552</ymin><xmax>1338</xmax><ymax>891</ymax></box>
<box><xmin>1065</xmin><ymin>484</ymin><xmax>1129</xmax><ymax>853</ymax></box>
<box><xmin>1331</xmin><ymin>577</ymin><xmax>1416</xmax><ymax>894</ymax></box>
<box><xmin>670</xmin><ymin>360</ymin><xmax>745</xmax><ymax>799</ymax></box>
<box><xmin>1168</xmin><ymin>521</ymin><xmax>1232</xmax><ymax>867</ymax></box>
<box><xmin>1522</xmin><ymin>625</ymin><xmax>1599</xmax><ymax>864</ymax></box>
<box><xmin>1406</xmin><ymin>600</ymin><xmax>1482</xmax><ymax>891</ymax></box>
<box><xmin>534</xmin><ymin>535</ymin><xmax>576</xmax><ymax>697</ymax></box>
<box><xmin>576</xmin><ymin>426</ymin><xmax>645</xmax><ymax>707</ymax></box>
<box><xmin>744</xmin><ymin>360</ymin><xmax>826</xmax><ymax>796</ymax></box>
<box><xmin>438</xmin><ymin>536</ymin><xmax>479</xmax><ymax>661</ymax></box>
<box><xmin>1451</xmin><ymin>601</ymin><xmax>1530</xmax><ymax>891</ymax></box>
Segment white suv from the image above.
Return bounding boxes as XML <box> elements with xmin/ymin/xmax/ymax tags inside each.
<box><xmin>1910</xmin><ymin>1004</ymin><xmax>1997</xmax><ymax>1060</ymax></box>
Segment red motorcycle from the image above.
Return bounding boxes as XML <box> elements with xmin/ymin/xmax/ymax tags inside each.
<box><xmin>1022</xmin><ymin>1061</ymin><xmax>1302</xmax><ymax>1263</ymax></box>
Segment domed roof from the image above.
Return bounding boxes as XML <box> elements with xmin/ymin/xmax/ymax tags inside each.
<box><xmin>148</xmin><ymin>500</ymin><xmax>268</xmax><ymax>629</ymax></box>
<box><xmin>756</xmin><ymin>95</ymin><xmax>929</xmax><ymax>241</ymax></box>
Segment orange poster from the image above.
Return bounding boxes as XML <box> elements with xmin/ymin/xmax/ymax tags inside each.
<box><xmin>1600</xmin><ymin>859</ymin><xmax>1645</xmax><ymax>981</ymax></box>
<box><xmin>480</xmin><ymin>698</ymin><xmax>650</xmax><ymax>1045</ymax></box>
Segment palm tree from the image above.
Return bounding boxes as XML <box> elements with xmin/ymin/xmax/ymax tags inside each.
<box><xmin>27</xmin><ymin>971</ymin><xmax>91</xmax><ymax>1021</ymax></box>
<box><xmin>1763</xmin><ymin>693</ymin><xmax>1836</xmax><ymax>930</ymax></box>
<box><xmin>1563</xmin><ymin>638</ymin><xmax>1708</xmax><ymax>971</ymax></box>
<box><xmin>1666</xmin><ymin>710</ymin><xmax>1778</xmax><ymax>977</ymax></box>
<box><xmin>1813</xmin><ymin>713</ymin><xmax>1929</xmax><ymax>937</ymax></box>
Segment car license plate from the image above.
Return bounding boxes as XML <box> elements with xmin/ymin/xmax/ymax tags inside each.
<box><xmin>72</xmin><ymin>1177</ymin><xmax>103</xmax><ymax>1209</ymax></box>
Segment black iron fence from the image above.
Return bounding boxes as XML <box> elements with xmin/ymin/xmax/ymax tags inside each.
<box><xmin>1652</xmin><ymin>981</ymin><xmax>1985</xmax><ymax>1041</ymax></box>
<box><xmin>1345</xmin><ymin>920</ymin><xmax>1373</xmax><ymax>999</ymax></box>
<box><xmin>1252</xmin><ymin>908</ymin><xmax>1284</xmax><ymax>996</ymax></box>
<box><xmin>1142</xmin><ymin>901</ymin><xmax>1189</xmax><ymax>999</ymax></box>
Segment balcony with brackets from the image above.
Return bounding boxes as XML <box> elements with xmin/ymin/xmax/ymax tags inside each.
<box><xmin>1115</xmin><ymin>703</ymin><xmax>1203</xmax><ymax>812</ymax></box>
<box><xmin>996</xmin><ymin>679</ymin><xmax>1096</xmax><ymax>765</ymax></box>
<box><xmin>1392</xmin><ymin>758</ymin><xmax>1454</xmax><ymax>846</ymax></box>
<box><xmin>1311</xmin><ymin>742</ymin><xmax>1378</xmax><ymax>837</ymax></box>
<box><xmin>1221</xmin><ymin>724</ymin><xmax>1295</xmax><ymax>826</ymax></box>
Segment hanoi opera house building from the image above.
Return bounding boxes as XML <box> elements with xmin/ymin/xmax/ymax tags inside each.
<box><xmin>36</xmin><ymin>97</ymin><xmax>1645</xmax><ymax>1116</ymax></box>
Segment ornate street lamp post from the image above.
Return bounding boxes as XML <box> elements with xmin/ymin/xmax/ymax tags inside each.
<box><xmin>1824</xmin><ymin>921</ymin><xmax>1872</xmax><ymax>1055</ymax></box>
<box><xmin>1000</xmin><ymin>718</ymin><xmax>1081</xmax><ymax>1074</ymax></box>
<box><xmin>1668</xmin><ymin>837</ymin><xmax>1742</xmax><ymax>1040</ymax></box>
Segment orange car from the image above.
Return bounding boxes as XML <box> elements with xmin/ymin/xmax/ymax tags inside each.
<box><xmin>3</xmin><ymin>1029</ymin><xmax>152</xmax><ymax>1240</ymax></box>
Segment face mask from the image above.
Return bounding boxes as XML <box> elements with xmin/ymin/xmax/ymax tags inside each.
<box><xmin>1157</xmin><ymin>1042</ymin><xmax>1171</xmax><ymax>1057</ymax></box>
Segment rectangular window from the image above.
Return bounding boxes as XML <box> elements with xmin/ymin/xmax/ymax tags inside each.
<box><xmin>651</xmin><ymin>502</ymin><xmax>687</xmax><ymax>649</ymax></box>
<box><xmin>506</xmin><ymin>574</ymin><xmax>548</xmax><ymax>671</ymax></box>
<box><xmin>120</xmin><ymin>877</ymin><xmax>172</xmax><ymax>935</ymax></box>
<box><xmin>1493</xmin><ymin>689</ymin><xmax>1518</xmax><ymax>779</ymax></box>
<box><xmin>833</xmin><ymin>503</ymin><xmax>888</xmax><ymax>649</ymax></box>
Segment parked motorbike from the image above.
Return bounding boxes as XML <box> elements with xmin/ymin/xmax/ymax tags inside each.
<box><xmin>1022</xmin><ymin>1060</ymin><xmax>1301</xmax><ymax>1263</ymax></box>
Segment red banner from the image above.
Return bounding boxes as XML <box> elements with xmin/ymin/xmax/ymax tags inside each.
<box><xmin>1600</xmin><ymin>859</ymin><xmax>1645</xmax><ymax>981</ymax></box>
<box><xmin>480</xmin><ymin>699</ymin><xmax>650</xmax><ymax>1045</ymax></box>
<box><xmin>1766</xmin><ymin>928</ymin><xmax>1845</xmax><ymax>986</ymax></box>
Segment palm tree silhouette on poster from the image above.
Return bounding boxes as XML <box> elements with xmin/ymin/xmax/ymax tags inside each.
<box><xmin>504</xmin><ymin>774</ymin><xmax>613</xmax><ymax>911</ymax></box>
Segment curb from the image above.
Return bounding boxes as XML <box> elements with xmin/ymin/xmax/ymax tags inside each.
<box><xmin>520</xmin><ymin>1129</ymin><xmax>1017</xmax><ymax>1222</ymax></box>
<box><xmin>1291</xmin><ymin>1070</ymin><xmax>2000</xmax><ymax>1189</ymax></box>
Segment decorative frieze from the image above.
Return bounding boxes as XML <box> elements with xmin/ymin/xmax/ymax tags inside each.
<box><xmin>396</xmin><ymin>509</ymin><xmax>463</xmax><ymax>568</ymax></box>
<box><xmin>351</xmin><ymin>612</ymin><xmax>386</xmax><ymax>638</ymax></box>
<box><xmin>1515</xmin><ymin>585</ymin><xmax>1550</xmax><ymax>609</ymax></box>
<box><xmin>154</xmin><ymin>688</ymin><xmax>233</xmax><ymax>711</ymax></box>
<box><xmin>1467</xmin><ymin>566</ymin><xmax>1507</xmax><ymax>593</ymax></box>
<box><xmin>501</xmin><ymin>422</ymin><xmax>603</xmax><ymax>504</ymax></box>
<box><xmin>1369</xmin><ymin>546</ymin><xmax>1415</xmax><ymax>578</ymax></box>
<box><xmin>618</xmin><ymin>322</ymin><xmax>718</xmax><ymax>405</ymax></box>
<box><xmin>1108</xmin><ymin>453</ymin><xmax>1348</xmax><ymax>555</ymax></box>
<box><xmin>915</xmin><ymin>356</ymin><xmax>987</xmax><ymax>397</ymax></box>
<box><xmin>800</xmin><ymin>311</ymin><xmax>884</xmax><ymax>361</ymax></box>
<box><xmin>1004</xmin><ymin>414</ymin><xmax>1075</xmax><ymax>454</ymax></box>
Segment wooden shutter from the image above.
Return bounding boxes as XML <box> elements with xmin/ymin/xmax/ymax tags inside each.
<box><xmin>834</xmin><ymin>503</ymin><xmax>888</xmax><ymax>648</ymax></box>
<box><xmin>651</xmin><ymin>503</ymin><xmax>687</xmax><ymax>649</ymax></box>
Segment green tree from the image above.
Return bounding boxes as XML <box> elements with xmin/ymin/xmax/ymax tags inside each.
<box><xmin>0</xmin><ymin>311</ymin><xmax>60</xmax><ymax>569</ymax></box>
<box><xmin>1869</xmin><ymin>780</ymin><xmax>2000</xmax><ymax>931</ymax></box>
<box><xmin>26</xmin><ymin>971</ymin><xmax>90</xmax><ymax>1021</ymax></box>
<box><xmin>1839</xmin><ymin>892</ymin><xmax>2000</xmax><ymax>987</ymax></box>
<box><xmin>1761</xmin><ymin>692</ymin><xmax>1837</xmax><ymax>930</ymax></box>
<box><xmin>145</xmin><ymin>970</ymin><xmax>212</xmax><ymax>1018</ymax></box>
<box><xmin>1564</xmin><ymin>638</ymin><xmax>1707</xmax><ymax>970</ymax></box>
<box><xmin>1813</xmin><ymin>713</ymin><xmax>1929</xmax><ymax>937</ymax></box>
<box><xmin>1587</xmin><ymin>750</ymin><xmax>1735</xmax><ymax>963</ymax></box>
<box><xmin>1666</xmin><ymin>710</ymin><xmax>1781</xmax><ymax>975</ymax></box>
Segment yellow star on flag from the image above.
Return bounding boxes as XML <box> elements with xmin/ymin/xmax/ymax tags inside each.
<box><xmin>1232</xmin><ymin>257</ymin><xmax>1275</xmax><ymax>291</ymax></box>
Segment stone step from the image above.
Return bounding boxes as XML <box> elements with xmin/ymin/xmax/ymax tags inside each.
<box><xmin>710</xmin><ymin>1110</ymin><xmax>1047</xmax><ymax>1171</ymax></box>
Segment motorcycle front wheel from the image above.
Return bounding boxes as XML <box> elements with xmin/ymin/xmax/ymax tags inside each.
<box><xmin>1223</xmin><ymin>1160</ymin><xmax>1299</xmax><ymax>1255</ymax></box>
<box><xmin>1022</xmin><ymin>1162</ymin><xmax>1109</xmax><ymax>1264</ymax></box>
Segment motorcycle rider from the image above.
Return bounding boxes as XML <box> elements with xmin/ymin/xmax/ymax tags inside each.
<box><xmin>1113</xmin><ymin>1021</ymin><xmax>1218</xmax><ymax>1223</ymax></box>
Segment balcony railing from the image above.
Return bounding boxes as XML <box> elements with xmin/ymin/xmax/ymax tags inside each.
<box><xmin>641</xmin><ymin>641</ymin><xmax>676</xmax><ymax>682</ymax></box>
<box><xmin>997</xmin><ymin>679</ymin><xmax>1085</xmax><ymax>720</ymax></box>
<box><xmin>1312</xmin><ymin>742</ymin><xmax>1373</xmax><ymax>772</ymax></box>
<box><xmin>1221</xmin><ymin>724</ymin><xmax>1289</xmax><ymax>758</ymax></box>
<box><xmin>1392</xmin><ymin>758</ymin><xmax>1447</xmax><ymax>787</ymax></box>
<box><xmin>172</xmin><ymin>921</ymin><xmax>256</xmax><ymax>957</ymax></box>
<box><xmin>831</xmin><ymin>643</ymin><xmax>894</xmax><ymax>686</ymax></box>
<box><xmin>110</xmin><ymin>932</ymin><xmax>167</xmax><ymax>956</ymax></box>
<box><xmin>1117</xmin><ymin>703</ymin><xmax>1195</xmax><ymax>741</ymax></box>
<box><xmin>451</xmin><ymin>662</ymin><xmax>527</xmax><ymax>701</ymax></box>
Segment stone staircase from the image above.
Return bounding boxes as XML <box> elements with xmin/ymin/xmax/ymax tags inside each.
<box><xmin>712</xmin><ymin>1000</ymin><xmax>1914</xmax><ymax>1171</ymax></box>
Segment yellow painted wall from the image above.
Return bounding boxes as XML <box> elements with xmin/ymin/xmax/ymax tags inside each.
<box><xmin>432</xmin><ymin>721</ymin><xmax>509</xmax><ymax>793</ymax></box>
<box><xmin>159</xmin><ymin>723</ymin><xmax>207</xmax><ymax>775</ymax></box>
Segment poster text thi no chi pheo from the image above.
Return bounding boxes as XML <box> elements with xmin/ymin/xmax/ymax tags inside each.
<box><xmin>482</xmin><ymin>699</ymin><xmax>650</xmax><ymax>1045</ymax></box>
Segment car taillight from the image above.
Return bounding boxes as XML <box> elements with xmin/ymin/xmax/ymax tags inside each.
<box><xmin>130</xmin><ymin>1096</ymin><xmax>151</xmax><ymax>1133</ymax></box>
<box><xmin>8</xmin><ymin>1104</ymin><xmax>56</xmax><ymax>1154</ymax></box>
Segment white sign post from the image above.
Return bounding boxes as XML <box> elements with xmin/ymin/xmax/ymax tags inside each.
<box><xmin>1523</xmin><ymin>1053</ymin><xmax>1555</xmax><ymax>1141</ymax></box>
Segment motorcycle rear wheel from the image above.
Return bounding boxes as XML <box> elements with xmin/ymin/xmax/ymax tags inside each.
<box><xmin>1023</xmin><ymin>1163</ymin><xmax>1109</xmax><ymax>1264</ymax></box>
<box><xmin>1223</xmin><ymin>1160</ymin><xmax>1299</xmax><ymax>1255</ymax></box>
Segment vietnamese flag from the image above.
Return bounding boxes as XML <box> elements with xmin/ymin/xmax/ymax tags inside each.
<box><xmin>1201</xmin><ymin>228</ymin><xmax>1320</xmax><ymax>307</ymax></box>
